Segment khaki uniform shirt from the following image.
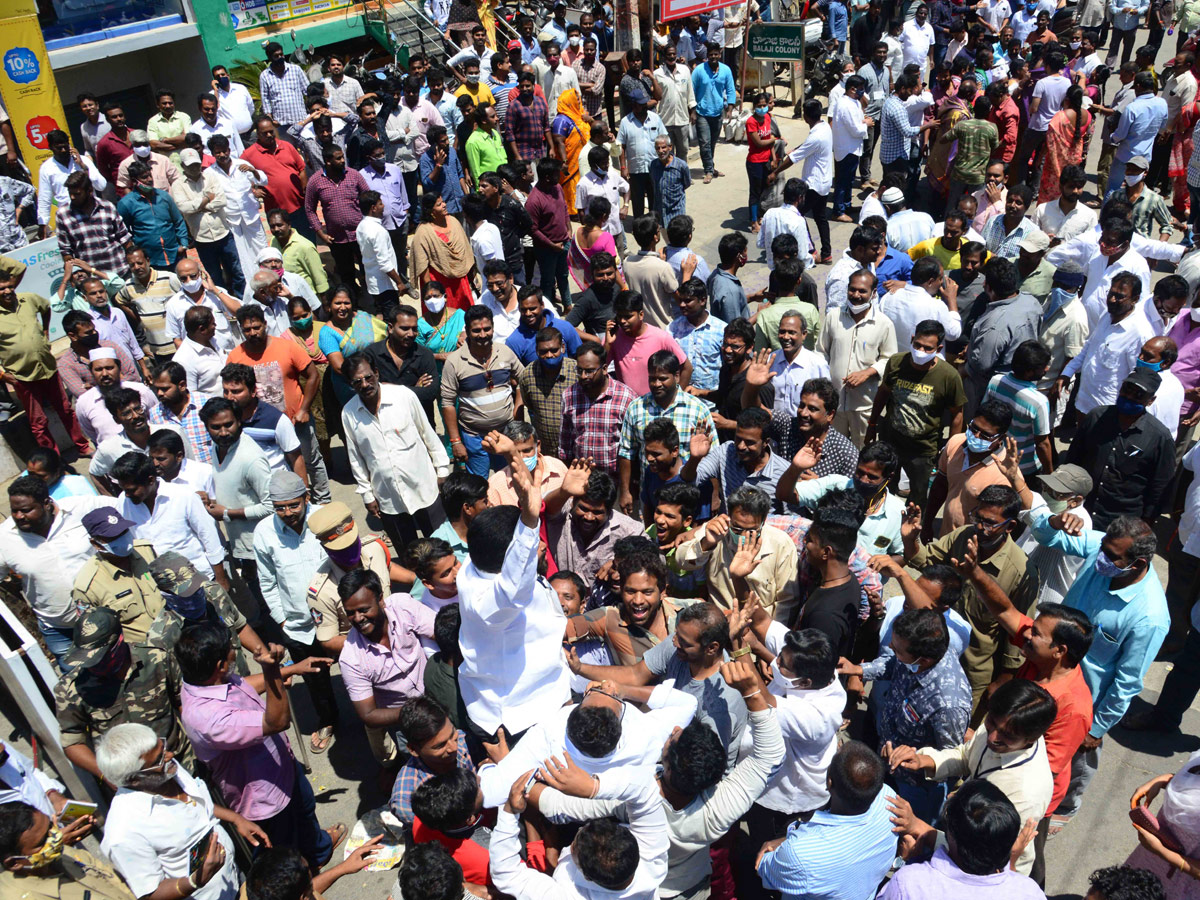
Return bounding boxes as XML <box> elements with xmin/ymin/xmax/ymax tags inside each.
<box><xmin>0</xmin><ymin>848</ymin><xmax>135</xmax><ymax>900</ymax></box>
<box><xmin>54</xmin><ymin>644</ymin><xmax>194</xmax><ymax>770</ymax></box>
<box><xmin>306</xmin><ymin>538</ymin><xmax>391</xmax><ymax>644</ymax></box>
<box><xmin>71</xmin><ymin>542</ymin><xmax>163</xmax><ymax>645</ymax></box>
<box><xmin>0</xmin><ymin>294</ymin><xmax>55</xmax><ymax>382</ymax></box>
<box><xmin>911</xmin><ymin>527</ymin><xmax>1040</xmax><ymax>716</ymax></box>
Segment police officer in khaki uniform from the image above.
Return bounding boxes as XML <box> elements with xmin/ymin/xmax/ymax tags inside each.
<box><xmin>72</xmin><ymin>508</ymin><xmax>163</xmax><ymax>645</ymax></box>
<box><xmin>143</xmin><ymin>552</ymin><xmax>266</xmax><ymax>674</ymax></box>
<box><xmin>306</xmin><ymin>502</ymin><xmax>398</xmax><ymax>656</ymax></box>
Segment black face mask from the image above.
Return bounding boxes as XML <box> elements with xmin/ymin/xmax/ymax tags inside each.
<box><xmin>77</xmin><ymin>332</ymin><xmax>100</xmax><ymax>351</ymax></box>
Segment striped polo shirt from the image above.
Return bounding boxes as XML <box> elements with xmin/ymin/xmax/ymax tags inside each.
<box><xmin>984</xmin><ymin>372</ymin><xmax>1052</xmax><ymax>475</ymax></box>
<box><xmin>440</xmin><ymin>342</ymin><xmax>523</xmax><ymax>435</ymax></box>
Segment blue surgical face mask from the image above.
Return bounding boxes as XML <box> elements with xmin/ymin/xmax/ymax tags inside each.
<box><xmin>523</xmin><ymin>453</ymin><xmax>538</xmax><ymax>472</ymax></box>
<box><xmin>755</xmin><ymin>106</ymin><xmax>769</xmax><ymax>116</ymax></box>
<box><xmin>104</xmin><ymin>532</ymin><xmax>135</xmax><ymax>558</ymax></box>
<box><xmin>903</xmin><ymin>659</ymin><xmax>922</xmax><ymax>673</ymax></box>
<box><xmin>164</xmin><ymin>588</ymin><xmax>207</xmax><ymax>620</ymax></box>
<box><xmin>1115</xmin><ymin>395</ymin><xmax>1146</xmax><ymax>416</ymax></box>
<box><xmin>965</xmin><ymin>431</ymin><xmax>997</xmax><ymax>454</ymax></box>
<box><xmin>1136</xmin><ymin>357</ymin><xmax>1163</xmax><ymax>372</ymax></box>
<box><xmin>1094</xmin><ymin>549</ymin><xmax>1134</xmax><ymax>578</ymax></box>
<box><xmin>540</xmin><ymin>352</ymin><xmax>564</xmax><ymax>368</ymax></box>
<box><xmin>1044</xmin><ymin>286</ymin><xmax>1075</xmax><ymax>320</ymax></box>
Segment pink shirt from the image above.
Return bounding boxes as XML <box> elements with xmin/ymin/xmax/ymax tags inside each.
<box><xmin>338</xmin><ymin>594</ymin><xmax>437</xmax><ymax>708</ymax></box>
<box><xmin>1168</xmin><ymin>314</ymin><xmax>1200</xmax><ymax>416</ymax></box>
<box><xmin>179</xmin><ymin>674</ymin><xmax>295</xmax><ymax>821</ymax></box>
<box><xmin>609</xmin><ymin>325</ymin><xmax>687</xmax><ymax>397</ymax></box>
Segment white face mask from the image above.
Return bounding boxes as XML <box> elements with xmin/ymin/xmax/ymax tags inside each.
<box><xmin>569</xmin><ymin>35</ymin><xmax>582</xmax><ymax>46</ymax></box>
<box><xmin>181</xmin><ymin>277</ymin><xmax>202</xmax><ymax>293</ymax></box>
<box><xmin>911</xmin><ymin>347</ymin><xmax>937</xmax><ymax>365</ymax></box>
<box><xmin>848</xmin><ymin>299</ymin><xmax>872</xmax><ymax>315</ymax></box>
<box><xmin>1044</xmin><ymin>495</ymin><xmax>1071</xmax><ymax>514</ymax></box>
<box><xmin>1126</xmin><ymin>172</ymin><xmax>1145</xmax><ymax>186</ymax></box>
<box><xmin>1070</xmin><ymin>40</ymin><xmax>1082</xmax><ymax>49</ymax></box>
<box><xmin>424</xmin><ymin>295</ymin><xmax>447</xmax><ymax>314</ymax></box>
<box><xmin>132</xmin><ymin>145</ymin><xmax>152</xmax><ymax>158</ymax></box>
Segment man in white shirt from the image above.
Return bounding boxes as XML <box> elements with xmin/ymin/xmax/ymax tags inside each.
<box><xmin>356</xmin><ymin>191</ymin><xmax>406</xmax><ymax>320</ymax></box>
<box><xmin>826</xmin><ymin>223</ymin><xmax>884</xmax><ymax>311</ymax></box>
<box><xmin>340</xmin><ymin>353</ymin><xmax>449</xmax><ymax>553</ymax></box>
<box><xmin>883</xmin><ymin>188</ymin><xmax>935</xmax><ymax>251</ymax></box>
<box><xmin>37</xmin><ymin>130</ymin><xmax>107</xmax><ymax>235</ymax></box>
<box><xmin>900</xmin><ymin>7</ymin><xmax>935</xmax><ymax>74</ymax></box>
<box><xmin>0</xmin><ymin>476</ymin><xmax>107</xmax><ymax>668</ymax></box>
<box><xmin>879</xmin><ymin>255</ymin><xmax>963</xmax><ymax>347</ymax></box>
<box><xmin>1064</xmin><ymin>219</ymin><xmax>1151</xmax><ymax>329</ymax></box>
<box><xmin>1055</xmin><ymin>271</ymin><xmax>1156</xmax><ymax>414</ymax></box>
<box><xmin>1143</xmin><ymin>275</ymin><xmax>1189</xmax><ymax>336</ymax></box>
<box><xmin>172</xmin><ymin>306</ymin><xmax>227</xmax><ymax>397</ymax></box>
<box><xmin>1143</xmin><ymin>336</ymin><xmax>1185</xmax><ymax>439</ymax></box>
<box><xmin>0</xmin><ymin>741</ymin><xmax>68</xmax><ymax>816</ymax></box>
<box><xmin>1032</xmin><ymin>164</ymin><xmax>1097</xmax><ymax>243</ymax></box>
<box><xmin>533</xmin><ymin>43</ymin><xmax>581</xmax><ymax>118</ymax></box>
<box><xmin>111</xmin><ymin>452</ymin><xmax>229</xmax><ymax>587</ymax></box>
<box><xmin>577</xmin><ymin>148</ymin><xmax>631</xmax><ymax>249</ymax></box>
<box><xmin>774</xmin><ymin>99</ymin><xmax>834</xmax><ymax>263</ymax></box>
<box><xmin>654</xmin><ymin>44</ymin><xmax>698</xmax><ymax>160</ymax></box>
<box><xmin>1015</xmin><ymin>464</ymin><xmax>1093</xmax><ymax>604</ymax></box>
<box><xmin>464</xmin><ymin>194</ymin><xmax>507</xmax><ymax>284</ymax></box>
<box><xmin>212</xmin><ymin>65</ymin><xmax>256</xmax><ymax>135</ymax></box>
<box><xmin>457</xmin><ymin>432</ymin><xmax>572</xmax><ymax>744</ymax></box>
<box><xmin>188</xmin><ymin>93</ymin><xmax>244</xmax><ymax>157</ymax></box>
<box><xmin>758</xmin><ymin>178</ymin><xmax>814</xmax><ymax>269</ymax></box>
<box><xmin>164</xmin><ymin>258</ymin><xmax>239</xmax><ymax>353</ymax></box>
<box><xmin>768</xmin><ymin>311</ymin><xmax>832</xmax><ymax>417</ymax></box>
<box><xmin>831</xmin><ymin>76</ymin><xmax>872</xmax><ymax>221</ymax></box>
<box><xmin>322</xmin><ymin>53</ymin><xmax>365</xmax><ymax>115</ymax></box>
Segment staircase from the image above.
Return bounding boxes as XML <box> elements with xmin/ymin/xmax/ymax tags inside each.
<box><xmin>364</xmin><ymin>0</ymin><xmax>455</xmax><ymax>65</ymax></box>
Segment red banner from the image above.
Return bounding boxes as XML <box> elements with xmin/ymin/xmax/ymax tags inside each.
<box><xmin>660</xmin><ymin>0</ymin><xmax>744</xmax><ymax>24</ymax></box>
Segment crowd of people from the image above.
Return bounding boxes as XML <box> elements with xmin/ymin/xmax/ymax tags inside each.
<box><xmin>4</xmin><ymin>1</ymin><xmax>1200</xmax><ymax>900</ymax></box>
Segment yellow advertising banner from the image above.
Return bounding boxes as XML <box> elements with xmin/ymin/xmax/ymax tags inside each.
<box><xmin>0</xmin><ymin>0</ymin><xmax>69</xmax><ymax>177</ymax></box>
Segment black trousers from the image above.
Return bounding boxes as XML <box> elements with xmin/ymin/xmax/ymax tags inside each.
<box><xmin>328</xmin><ymin>240</ymin><xmax>362</xmax><ymax>294</ymax></box>
<box><xmin>629</xmin><ymin>172</ymin><xmax>653</xmax><ymax>218</ymax></box>
<box><xmin>280</xmin><ymin>635</ymin><xmax>339</xmax><ymax>730</ymax></box>
<box><xmin>390</xmin><ymin>226</ymin><xmax>410</xmax><ymax>283</ymax></box>
<box><xmin>378</xmin><ymin>506</ymin><xmax>435</xmax><ymax>555</ymax></box>
<box><xmin>803</xmin><ymin>187</ymin><xmax>832</xmax><ymax>259</ymax></box>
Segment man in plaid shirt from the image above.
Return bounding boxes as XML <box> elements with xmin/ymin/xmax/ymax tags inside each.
<box><xmin>880</xmin><ymin>74</ymin><xmax>937</xmax><ymax>177</ymax></box>
<box><xmin>259</xmin><ymin>42</ymin><xmax>310</xmax><ymax>130</ymax></box>
<box><xmin>560</xmin><ymin>341</ymin><xmax>637</xmax><ymax>475</ymax></box>
<box><xmin>148</xmin><ymin>360</ymin><xmax>216</xmax><ymax>465</ymax></box>
<box><xmin>56</xmin><ymin>173</ymin><xmax>133</xmax><ymax>279</ymax></box>
<box><xmin>388</xmin><ymin>697</ymin><xmax>475</xmax><ymax>827</ymax></box>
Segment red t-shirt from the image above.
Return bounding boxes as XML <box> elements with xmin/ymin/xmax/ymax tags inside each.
<box><xmin>412</xmin><ymin>815</ymin><xmax>547</xmax><ymax>888</ymax></box>
<box><xmin>746</xmin><ymin>113</ymin><xmax>774</xmax><ymax>164</ymax></box>
<box><xmin>226</xmin><ymin>336</ymin><xmax>313</xmax><ymax>420</ymax></box>
<box><xmin>1011</xmin><ymin>612</ymin><xmax>1094</xmax><ymax>815</ymax></box>
<box><xmin>241</xmin><ymin>141</ymin><xmax>307</xmax><ymax>213</ymax></box>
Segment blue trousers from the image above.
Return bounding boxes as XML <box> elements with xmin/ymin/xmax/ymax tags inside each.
<box><xmin>196</xmin><ymin>233</ymin><xmax>246</xmax><ymax>297</ymax></box>
<box><xmin>39</xmin><ymin>620</ymin><xmax>77</xmax><ymax>672</ymax></box>
<box><xmin>833</xmin><ymin>153</ymin><xmax>860</xmax><ymax>217</ymax></box>
<box><xmin>257</xmin><ymin>760</ymin><xmax>333</xmax><ymax>868</ymax></box>
<box><xmin>460</xmin><ymin>429</ymin><xmax>507</xmax><ymax>477</ymax></box>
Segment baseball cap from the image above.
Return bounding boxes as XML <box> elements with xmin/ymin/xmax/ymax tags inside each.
<box><xmin>81</xmin><ymin>508</ymin><xmax>136</xmax><ymax>540</ymax></box>
<box><xmin>1127</xmin><ymin>154</ymin><xmax>1150</xmax><ymax>170</ymax></box>
<box><xmin>1038</xmin><ymin>464</ymin><xmax>1093</xmax><ymax>497</ymax></box>
<box><xmin>66</xmin><ymin>607</ymin><xmax>123</xmax><ymax>668</ymax></box>
<box><xmin>629</xmin><ymin>87</ymin><xmax>650</xmax><ymax>105</ymax></box>
<box><xmin>1018</xmin><ymin>229</ymin><xmax>1050</xmax><ymax>253</ymax></box>
<box><xmin>1123</xmin><ymin>366</ymin><xmax>1161</xmax><ymax>397</ymax></box>
<box><xmin>307</xmin><ymin>501</ymin><xmax>360</xmax><ymax>550</ymax></box>
<box><xmin>180</xmin><ymin>148</ymin><xmax>202</xmax><ymax>166</ymax></box>
<box><xmin>149</xmin><ymin>552</ymin><xmax>207</xmax><ymax>596</ymax></box>
<box><xmin>507</xmin><ymin>38</ymin><xmax>522</xmax><ymax>50</ymax></box>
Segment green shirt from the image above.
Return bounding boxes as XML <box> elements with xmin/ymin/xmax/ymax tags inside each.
<box><xmin>465</xmin><ymin>128</ymin><xmax>508</xmax><ymax>178</ymax></box>
<box><xmin>146</xmin><ymin>111</ymin><xmax>192</xmax><ymax>169</ymax></box>
<box><xmin>946</xmin><ymin>118</ymin><xmax>999</xmax><ymax>186</ymax></box>
<box><xmin>274</xmin><ymin>232</ymin><xmax>329</xmax><ymax>294</ymax></box>
<box><xmin>753</xmin><ymin>295</ymin><xmax>821</xmax><ymax>351</ymax></box>
<box><xmin>879</xmin><ymin>352</ymin><xmax>966</xmax><ymax>455</ymax></box>
<box><xmin>0</xmin><ymin>292</ymin><xmax>55</xmax><ymax>381</ymax></box>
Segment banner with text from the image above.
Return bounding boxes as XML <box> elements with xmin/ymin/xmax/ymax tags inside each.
<box><xmin>660</xmin><ymin>0</ymin><xmax>743</xmax><ymax>24</ymax></box>
<box><xmin>0</xmin><ymin>0</ymin><xmax>70</xmax><ymax>178</ymax></box>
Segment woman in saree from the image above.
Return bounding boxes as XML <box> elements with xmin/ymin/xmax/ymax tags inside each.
<box><xmin>416</xmin><ymin>281</ymin><xmax>466</xmax><ymax>369</ymax></box>
<box><xmin>283</xmin><ymin>294</ymin><xmax>332</xmax><ymax>460</ymax></box>
<box><xmin>1039</xmin><ymin>85</ymin><xmax>1092</xmax><ymax>202</ymax></box>
<box><xmin>1170</xmin><ymin>95</ymin><xmax>1200</xmax><ymax>219</ymax></box>
<box><xmin>410</xmin><ymin>192</ymin><xmax>477</xmax><ymax>311</ymax></box>
<box><xmin>551</xmin><ymin>88</ymin><xmax>591</xmax><ymax>217</ymax></box>
<box><xmin>568</xmin><ymin>195</ymin><xmax>625</xmax><ymax>291</ymax></box>
<box><xmin>316</xmin><ymin>286</ymin><xmax>386</xmax><ymax>438</ymax></box>
<box><xmin>925</xmin><ymin>78</ymin><xmax>972</xmax><ymax>206</ymax></box>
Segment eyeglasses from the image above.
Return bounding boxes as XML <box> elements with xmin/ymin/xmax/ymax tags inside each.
<box><xmin>969</xmin><ymin>510</ymin><xmax>1011</xmax><ymax>532</ymax></box>
<box><xmin>967</xmin><ymin>421</ymin><xmax>1000</xmax><ymax>440</ymax></box>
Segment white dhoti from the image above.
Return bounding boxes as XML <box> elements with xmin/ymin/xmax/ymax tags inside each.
<box><xmin>230</xmin><ymin>217</ymin><xmax>269</xmax><ymax>275</ymax></box>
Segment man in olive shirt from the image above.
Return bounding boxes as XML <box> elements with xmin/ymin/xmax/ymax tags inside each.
<box><xmin>72</xmin><ymin>508</ymin><xmax>164</xmax><ymax>646</ymax></box>
<box><xmin>0</xmin><ymin>256</ymin><xmax>91</xmax><ymax>454</ymax></box>
<box><xmin>903</xmin><ymin>483</ymin><xmax>1040</xmax><ymax>721</ymax></box>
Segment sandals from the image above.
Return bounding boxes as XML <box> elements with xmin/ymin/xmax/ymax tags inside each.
<box><xmin>310</xmin><ymin>726</ymin><xmax>335</xmax><ymax>754</ymax></box>
<box><xmin>325</xmin><ymin>822</ymin><xmax>349</xmax><ymax>853</ymax></box>
<box><xmin>1047</xmin><ymin>813</ymin><xmax>1072</xmax><ymax>837</ymax></box>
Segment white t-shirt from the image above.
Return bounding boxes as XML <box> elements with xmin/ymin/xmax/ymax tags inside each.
<box><xmin>1029</xmin><ymin>74</ymin><xmax>1071</xmax><ymax>131</ymax></box>
<box><xmin>470</xmin><ymin>221</ymin><xmax>506</xmax><ymax>277</ymax></box>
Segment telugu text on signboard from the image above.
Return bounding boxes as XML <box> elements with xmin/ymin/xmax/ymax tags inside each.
<box><xmin>747</xmin><ymin>21</ymin><xmax>810</xmax><ymax>59</ymax></box>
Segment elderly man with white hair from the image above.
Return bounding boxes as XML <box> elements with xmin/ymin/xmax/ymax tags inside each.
<box><xmin>96</xmin><ymin>723</ymin><xmax>257</xmax><ymax>900</ymax></box>
<box><xmin>116</xmin><ymin>130</ymin><xmax>179</xmax><ymax>197</ymax></box>
<box><xmin>164</xmin><ymin>257</ymin><xmax>240</xmax><ymax>353</ymax></box>
<box><xmin>241</xmin><ymin>248</ymin><xmax>321</xmax><ymax>336</ymax></box>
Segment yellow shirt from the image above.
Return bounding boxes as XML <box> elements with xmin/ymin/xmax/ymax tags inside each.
<box><xmin>455</xmin><ymin>82</ymin><xmax>497</xmax><ymax>107</ymax></box>
<box><xmin>908</xmin><ymin>237</ymin><xmax>965</xmax><ymax>271</ymax></box>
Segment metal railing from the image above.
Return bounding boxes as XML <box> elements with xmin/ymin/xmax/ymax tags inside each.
<box><xmin>365</xmin><ymin>0</ymin><xmax>455</xmax><ymax>60</ymax></box>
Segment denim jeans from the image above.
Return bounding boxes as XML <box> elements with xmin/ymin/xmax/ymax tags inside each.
<box><xmin>257</xmin><ymin>761</ymin><xmax>334</xmax><ymax>868</ymax></box>
<box><xmin>833</xmin><ymin>153</ymin><xmax>860</xmax><ymax>216</ymax></box>
<box><xmin>696</xmin><ymin>114</ymin><xmax>723</xmax><ymax>175</ymax></box>
<box><xmin>39</xmin><ymin>620</ymin><xmax>77</xmax><ymax>672</ymax></box>
<box><xmin>535</xmin><ymin>245</ymin><xmax>571</xmax><ymax>309</ymax></box>
<box><xmin>195</xmin><ymin>233</ymin><xmax>246</xmax><ymax>297</ymax></box>
<box><xmin>1055</xmin><ymin>744</ymin><xmax>1100</xmax><ymax>817</ymax></box>
<box><xmin>746</xmin><ymin>160</ymin><xmax>770</xmax><ymax>223</ymax></box>
<box><xmin>460</xmin><ymin>429</ymin><xmax>507</xmax><ymax>476</ymax></box>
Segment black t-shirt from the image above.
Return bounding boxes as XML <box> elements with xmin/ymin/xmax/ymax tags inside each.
<box><xmin>714</xmin><ymin>365</ymin><xmax>775</xmax><ymax>442</ymax></box>
<box><xmin>566</xmin><ymin>285</ymin><xmax>617</xmax><ymax>336</ymax></box>
<box><xmin>487</xmin><ymin>195</ymin><xmax>531</xmax><ymax>276</ymax></box>
<box><xmin>798</xmin><ymin>579</ymin><xmax>860</xmax><ymax>658</ymax></box>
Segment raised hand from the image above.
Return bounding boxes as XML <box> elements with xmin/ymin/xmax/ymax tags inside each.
<box><xmin>949</xmin><ymin>534</ymin><xmax>979</xmax><ymax>577</ymax></box>
<box><xmin>792</xmin><ymin>435</ymin><xmax>823</xmax><ymax>471</ymax></box>
<box><xmin>561</xmin><ymin>458</ymin><xmax>593</xmax><ymax>497</ymax></box>
<box><xmin>699</xmin><ymin>514</ymin><xmax>730</xmax><ymax>552</ymax></box>
<box><xmin>900</xmin><ymin>501</ymin><xmax>923</xmax><ymax>543</ymax></box>
<box><xmin>867</xmin><ymin>553</ymin><xmax>903</xmax><ymax>578</ymax></box>
<box><xmin>689</xmin><ymin>426</ymin><xmax>713</xmax><ymax>460</ymax></box>
<box><xmin>745</xmin><ymin>348</ymin><xmax>776</xmax><ymax>387</ymax></box>
<box><xmin>720</xmin><ymin>657</ymin><xmax>760</xmax><ymax>694</ymax></box>
<box><xmin>729</xmin><ymin>530</ymin><xmax>763</xmax><ymax>578</ymax></box>
<box><xmin>1050</xmin><ymin>511</ymin><xmax>1087</xmax><ymax>535</ymax></box>
<box><xmin>482</xmin><ymin>429</ymin><xmax>516</xmax><ymax>460</ymax></box>
<box><xmin>998</xmin><ymin>435</ymin><xmax>1022</xmax><ymax>484</ymax></box>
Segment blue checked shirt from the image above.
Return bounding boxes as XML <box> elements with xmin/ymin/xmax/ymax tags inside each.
<box><xmin>880</xmin><ymin>95</ymin><xmax>922</xmax><ymax>164</ymax></box>
<box><xmin>618</xmin><ymin>391</ymin><xmax>715</xmax><ymax>463</ymax></box>
<box><xmin>388</xmin><ymin>729</ymin><xmax>475</xmax><ymax>825</ymax></box>
<box><xmin>258</xmin><ymin>62</ymin><xmax>310</xmax><ymax>126</ymax></box>
<box><xmin>668</xmin><ymin>314</ymin><xmax>726</xmax><ymax>392</ymax></box>
<box><xmin>982</xmin><ymin>214</ymin><xmax>1038</xmax><ymax>260</ymax></box>
<box><xmin>149</xmin><ymin>397</ymin><xmax>215</xmax><ymax>465</ymax></box>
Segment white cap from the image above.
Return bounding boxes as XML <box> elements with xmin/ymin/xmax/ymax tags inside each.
<box><xmin>256</xmin><ymin>246</ymin><xmax>283</xmax><ymax>264</ymax></box>
<box><xmin>880</xmin><ymin>187</ymin><xmax>905</xmax><ymax>204</ymax></box>
<box><xmin>88</xmin><ymin>348</ymin><xmax>118</xmax><ymax>362</ymax></box>
<box><xmin>180</xmin><ymin>148</ymin><xmax>201</xmax><ymax>166</ymax></box>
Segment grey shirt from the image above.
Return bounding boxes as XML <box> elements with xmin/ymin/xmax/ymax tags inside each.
<box><xmin>643</xmin><ymin>638</ymin><xmax>748</xmax><ymax>770</ymax></box>
<box><xmin>857</xmin><ymin>61</ymin><xmax>891</xmax><ymax>119</ymax></box>
<box><xmin>707</xmin><ymin>268</ymin><xmax>751</xmax><ymax>323</ymax></box>
<box><xmin>965</xmin><ymin>292</ymin><xmax>1043</xmax><ymax>383</ymax></box>
<box><xmin>212</xmin><ymin>434</ymin><xmax>273</xmax><ymax>561</ymax></box>
<box><xmin>695</xmin><ymin>441</ymin><xmax>791</xmax><ymax>510</ymax></box>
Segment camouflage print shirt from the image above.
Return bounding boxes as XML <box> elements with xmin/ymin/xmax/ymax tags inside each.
<box><xmin>146</xmin><ymin>580</ymin><xmax>250</xmax><ymax>674</ymax></box>
<box><xmin>54</xmin><ymin>644</ymin><xmax>194</xmax><ymax>770</ymax></box>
